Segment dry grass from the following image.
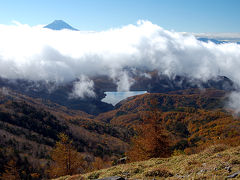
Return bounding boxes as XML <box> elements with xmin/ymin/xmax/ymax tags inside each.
<box><xmin>54</xmin><ymin>145</ymin><xmax>240</xmax><ymax>180</ymax></box>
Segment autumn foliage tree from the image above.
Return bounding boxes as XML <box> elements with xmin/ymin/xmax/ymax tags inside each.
<box><xmin>48</xmin><ymin>133</ymin><xmax>85</xmax><ymax>178</ymax></box>
<box><xmin>1</xmin><ymin>159</ymin><xmax>20</xmax><ymax>180</ymax></box>
<box><xmin>126</xmin><ymin>100</ymin><xmax>171</xmax><ymax>162</ymax></box>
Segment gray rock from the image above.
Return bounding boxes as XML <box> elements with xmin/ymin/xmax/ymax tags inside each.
<box><xmin>225</xmin><ymin>166</ymin><xmax>232</xmax><ymax>173</ymax></box>
<box><xmin>175</xmin><ymin>174</ymin><xmax>185</xmax><ymax>178</ymax></box>
<box><xmin>226</xmin><ymin>171</ymin><xmax>240</xmax><ymax>179</ymax></box>
<box><xmin>114</xmin><ymin>157</ymin><xmax>127</xmax><ymax>165</ymax></box>
<box><xmin>197</xmin><ymin>169</ymin><xmax>207</xmax><ymax>174</ymax></box>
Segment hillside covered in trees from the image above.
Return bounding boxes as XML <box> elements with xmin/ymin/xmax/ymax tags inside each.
<box><xmin>0</xmin><ymin>87</ymin><xmax>240</xmax><ymax>179</ymax></box>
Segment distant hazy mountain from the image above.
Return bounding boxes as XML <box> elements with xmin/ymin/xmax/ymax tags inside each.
<box><xmin>44</xmin><ymin>20</ymin><xmax>79</xmax><ymax>31</ymax></box>
<box><xmin>197</xmin><ymin>37</ymin><xmax>227</xmax><ymax>44</ymax></box>
<box><xmin>197</xmin><ymin>37</ymin><xmax>240</xmax><ymax>45</ymax></box>
<box><xmin>193</xmin><ymin>32</ymin><xmax>240</xmax><ymax>44</ymax></box>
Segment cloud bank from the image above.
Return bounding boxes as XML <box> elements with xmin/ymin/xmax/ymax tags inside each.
<box><xmin>70</xmin><ymin>75</ymin><xmax>95</xmax><ymax>98</ymax></box>
<box><xmin>1</xmin><ymin>20</ymin><xmax>240</xmax><ymax>109</ymax></box>
<box><xmin>227</xmin><ymin>92</ymin><xmax>240</xmax><ymax>114</ymax></box>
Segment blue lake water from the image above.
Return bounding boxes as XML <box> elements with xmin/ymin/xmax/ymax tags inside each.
<box><xmin>101</xmin><ymin>91</ymin><xmax>147</xmax><ymax>106</ymax></box>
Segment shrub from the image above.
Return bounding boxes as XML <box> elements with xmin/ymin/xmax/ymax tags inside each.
<box><xmin>88</xmin><ymin>172</ymin><xmax>100</xmax><ymax>179</ymax></box>
<box><xmin>230</xmin><ymin>158</ymin><xmax>240</xmax><ymax>165</ymax></box>
<box><xmin>172</xmin><ymin>149</ymin><xmax>185</xmax><ymax>156</ymax></box>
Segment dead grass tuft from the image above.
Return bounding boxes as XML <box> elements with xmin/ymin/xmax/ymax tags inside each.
<box><xmin>144</xmin><ymin>167</ymin><xmax>173</xmax><ymax>178</ymax></box>
<box><xmin>203</xmin><ymin>144</ymin><xmax>229</xmax><ymax>155</ymax></box>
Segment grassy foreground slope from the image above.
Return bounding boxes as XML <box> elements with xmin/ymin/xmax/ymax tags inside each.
<box><xmin>56</xmin><ymin>145</ymin><xmax>240</xmax><ymax>179</ymax></box>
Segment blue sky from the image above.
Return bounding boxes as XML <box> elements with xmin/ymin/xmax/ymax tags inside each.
<box><xmin>0</xmin><ymin>0</ymin><xmax>239</xmax><ymax>32</ymax></box>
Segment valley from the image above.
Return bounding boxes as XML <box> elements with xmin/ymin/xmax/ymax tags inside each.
<box><xmin>1</xmin><ymin>76</ymin><xmax>240</xmax><ymax>179</ymax></box>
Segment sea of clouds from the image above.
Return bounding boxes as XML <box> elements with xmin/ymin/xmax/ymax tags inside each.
<box><xmin>1</xmin><ymin>20</ymin><xmax>240</xmax><ymax>111</ymax></box>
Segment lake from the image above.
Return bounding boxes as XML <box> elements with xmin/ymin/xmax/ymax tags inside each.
<box><xmin>101</xmin><ymin>91</ymin><xmax>147</xmax><ymax>106</ymax></box>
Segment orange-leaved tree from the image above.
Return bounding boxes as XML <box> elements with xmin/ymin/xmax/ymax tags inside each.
<box><xmin>48</xmin><ymin>133</ymin><xmax>85</xmax><ymax>178</ymax></box>
<box><xmin>1</xmin><ymin>159</ymin><xmax>20</xmax><ymax>180</ymax></box>
<box><xmin>126</xmin><ymin>100</ymin><xmax>171</xmax><ymax>162</ymax></box>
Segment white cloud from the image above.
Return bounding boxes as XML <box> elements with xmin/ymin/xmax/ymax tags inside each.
<box><xmin>116</xmin><ymin>71</ymin><xmax>134</xmax><ymax>92</ymax></box>
<box><xmin>70</xmin><ymin>75</ymin><xmax>95</xmax><ymax>98</ymax></box>
<box><xmin>227</xmin><ymin>92</ymin><xmax>240</xmax><ymax>114</ymax></box>
<box><xmin>1</xmin><ymin>20</ymin><xmax>240</xmax><ymax>107</ymax></box>
<box><xmin>0</xmin><ymin>87</ymin><xmax>9</xmax><ymax>96</ymax></box>
<box><xmin>1</xmin><ymin>20</ymin><xmax>240</xmax><ymax>83</ymax></box>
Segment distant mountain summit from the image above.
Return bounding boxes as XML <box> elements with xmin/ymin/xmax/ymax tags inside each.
<box><xmin>44</xmin><ymin>20</ymin><xmax>79</xmax><ymax>31</ymax></box>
